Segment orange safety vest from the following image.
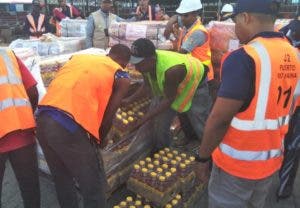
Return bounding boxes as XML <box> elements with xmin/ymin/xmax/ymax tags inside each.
<box><xmin>39</xmin><ymin>55</ymin><xmax>122</xmax><ymax>142</ymax></box>
<box><xmin>213</xmin><ymin>37</ymin><xmax>300</xmax><ymax>180</ymax></box>
<box><xmin>26</xmin><ymin>13</ymin><xmax>45</xmax><ymax>39</ymax></box>
<box><xmin>177</xmin><ymin>19</ymin><xmax>214</xmax><ymax>81</ymax></box>
<box><xmin>0</xmin><ymin>49</ymin><xmax>35</xmax><ymax>138</ymax></box>
<box><xmin>136</xmin><ymin>5</ymin><xmax>152</xmax><ymax>21</ymax></box>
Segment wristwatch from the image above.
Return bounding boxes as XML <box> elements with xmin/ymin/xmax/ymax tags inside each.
<box><xmin>194</xmin><ymin>152</ymin><xmax>211</xmax><ymax>163</ymax></box>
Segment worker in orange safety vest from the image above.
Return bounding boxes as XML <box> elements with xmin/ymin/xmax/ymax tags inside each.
<box><xmin>24</xmin><ymin>0</ymin><xmax>50</xmax><ymax>39</ymax></box>
<box><xmin>0</xmin><ymin>48</ymin><xmax>40</xmax><ymax>207</ymax></box>
<box><xmin>196</xmin><ymin>0</ymin><xmax>300</xmax><ymax>207</ymax></box>
<box><xmin>36</xmin><ymin>44</ymin><xmax>131</xmax><ymax>208</ymax></box>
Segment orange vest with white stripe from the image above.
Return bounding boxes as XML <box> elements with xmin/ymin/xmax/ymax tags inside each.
<box><xmin>26</xmin><ymin>13</ymin><xmax>45</xmax><ymax>39</ymax></box>
<box><xmin>0</xmin><ymin>49</ymin><xmax>35</xmax><ymax>138</ymax></box>
<box><xmin>178</xmin><ymin>19</ymin><xmax>214</xmax><ymax>81</ymax></box>
<box><xmin>213</xmin><ymin>37</ymin><xmax>300</xmax><ymax>180</ymax></box>
<box><xmin>39</xmin><ymin>55</ymin><xmax>121</xmax><ymax>142</ymax></box>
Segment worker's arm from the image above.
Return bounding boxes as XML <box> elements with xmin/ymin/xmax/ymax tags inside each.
<box><xmin>164</xmin><ymin>15</ymin><xmax>178</xmax><ymax>39</ymax></box>
<box><xmin>178</xmin><ymin>30</ymin><xmax>207</xmax><ymax>54</ymax></box>
<box><xmin>121</xmin><ymin>76</ymin><xmax>151</xmax><ymax>105</ymax></box>
<box><xmin>16</xmin><ymin>57</ymin><xmax>38</xmax><ymax>111</ymax></box>
<box><xmin>198</xmin><ymin>97</ymin><xmax>243</xmax><ymax>158</ymax></box>
<box><xmin>100</xmin><ymin>75</ymin><xmax>131</xmax><ymax>143</ymax></box>
<box><xmin>130</xmin><ymin>65</ymin><xmax>186</xmax><ymax>131</ymax></box>
<box><xmin>23</xmin><ymin>17</ymin><xmax>37</xmax><ymax>37</ymax></box>
<box><xmin>85</xmin><ymin>15</ymin><xmax>94</xmax><ymax>48</ymax></box>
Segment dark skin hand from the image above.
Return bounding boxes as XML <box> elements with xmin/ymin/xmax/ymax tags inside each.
<box><xmin>128</xmin><ymin>64</ymin><xmax>187</xmax><ymax>133</ymax></box>
<box><xmin>26</xmin><ymin>85</ymin><xmax>39</xmax><ymax>112</ymax></box>
<box><xmin>195</xmin><ymin>97</ymin><xmax>244</xmax><ymax>183</ymax></box>
<box><xmin>100</xmin><ymin>75</ymin><xmax>131</xmax><ymax>148</ymax></box>
<box><xmin>164</xmin><ymin>15</ymin><xmax>179</xmax><ymax>39</ymax></box>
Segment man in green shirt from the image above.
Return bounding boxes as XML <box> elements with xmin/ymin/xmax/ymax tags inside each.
<box><xmin>125</xmin><ymin>38</ymin><xmax>211</xmax><ymax>149</ymax></box>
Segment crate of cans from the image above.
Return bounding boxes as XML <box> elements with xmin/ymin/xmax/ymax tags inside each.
<box><xmin>127</xmin><ymin>148</ymin><xmax>197</xmax><ymax>207</ymax></box>
<box><xmin>113</xmin><ymin>193</ymin><xmax>184</xmax><ymax>208</ymax></box>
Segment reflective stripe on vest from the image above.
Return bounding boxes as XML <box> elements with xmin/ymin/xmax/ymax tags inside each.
<box><xmin>0</xmin><ymin>48</ymin><xmax>35</xmax><ymax>138</ymax></box>
<box><xmin>219</xmin><ymin>142</ymin><xmax>283</xmax><ymax>161</ymax></box>
<box><xmin>0</xmin><ymin>98</ymin><xmax>31</xmax><ymax>111</ymax></box>
<box><xmin>213</xmin><ymin>37</ymin><xmax>299</xmax><ymax>180</ymax></box>
<box><xmin>177</xmin><ymin>19</ymin><xmax>213</xmax><ymax>80</ymax></box>
<box><xmin>230</xmin><ymin>41</ymin><xmax>290</xmax><ymax>131</ymax></box>
<box><xmin>0</xmin><ymin>50</ymin><xmax>22</xmax><ymax>85</ymax></box>
<box><xmin>153</xmin><ymin>50</ymin><xmax>204</xmax><ymax>113</ymax></box>
<box><xmin>176</xmin><ymin>56</ymin><xmax>203</xmax><ymax>112</ymax></box>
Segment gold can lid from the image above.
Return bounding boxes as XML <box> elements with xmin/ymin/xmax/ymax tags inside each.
<box><xmin>171</xmin><ymin>160</ymin><xmax>177</xmax><ymax>165</ymax></box>
<box><xmin>113</xmin><ymin>206</ymin><xmax>120</xmax><ymax>208</ymax></box>
<box><xmin>185</xmin><ymin>160</ymin><xmax>191</xmax><ymax>165</ymax></box>
<box><xmin>128</xmin><ymin>116</ymin><xmax>134</xmax><ymax>122</ymax></box>
<box><xmin>147</xmin><ymin>164</ymin><xmax>154</xmax><ymax>169</ymax></box>
<box><xmin>156</xmin><ymin>167</ymin><xmax>163</xmax><ymax>173</ymax></box>
<box><xmin>175</xmin><ymin>194</ymin><xmax>181</xmax><ymax>200</ymax></box>
<box><xmin>180</xmin><ymin>153</ymin><xmax>187</xmax><ymax>158</ymax></box>
<box><xmin>129</xmin><ymin>206</ymin><xmax>136</xmax><ymax>208</ymax></box>
<box><xmin>126</xmin><ymin>196</ymin><xmax>133</xmax><ymax>202</ymax></box>
<box><xmin>154</xmin><ymin>154</ymin><xmax>160</xmax><ymax>159</ymax></box>
<box><xmin>171</xmin><ymin>199</ymin><xmax>178</xmax><ymax>205</ymax></box>
<box><xmin>175</xmin><ymin>156</ymin><xmax>182</xmax><ymax>162</ymax></box>
<box><xmin>180</xmin><ymin>163</ymin><xmax>186</xmax><ymax>169</ymax></box>
<box><xmin>170</xmin><ymin>167</ymin><xmax>177</xmax><ymax>173</ymax></box>
<box><xmin>133</xmin><ymin>164</ymin><xmax>140</xmax><ymax>170</ymax></box>
<box><xmin>159</xmin><ymin>176</ymin><xmax>166</xmax><ymax>182</ymax></box>
<box><xmin>153</xmin><ymin>160</ymin><xmax>160</xmax><ymax>166</ymax></box>
<box><xmin>167</xmin><ymin>153</ymin><xmax>173</xmax><ymax>158</ymax></box>
<box><xmin>165</xmin><ymin>204</ymin><xmax>172</xmax><ymax>208</ymax></box>
<box><xmin>162</xmin><ymin>164</ymin><xmax>168</xmax><ymax>169</ymax></box>
<box><xmin>162</xmin><ymin>157</ymin><xmax>169</xmax><ymax>162</ymax></box>
<box><xmin>116</xmin><ymin>114</ymin><xmax>122</xmax><ymax>120</ymax></box>
<box><xmin>144</xmin><ymin>205</ymin><xmax>151</xmax><ymax>208</ymax></box>
<box><xmin>165</xmin><ymin>172</ymin><xmax>171</xmax><ymax>177</ymax></box>
<box><xmin>120</xmin><ymin>201</ymin><xmax>127</xmax><ymax>206</ymax></box>
<box><xmin>135</xmin><ymin>200</ymin><xmax>142</xmax><ymax>206</ymax></box>
<box><xmin>164</xmin><ymin>147</ymin><xmax>170</xmax><ymax>152</ymax></box>
<box><xmin>189</xmin><ymin>156</ymin><xmax>195</xmax><ymax>162</ymax></box>
<box><xmin>122</xmin><ymin>119</ymin><xmax>129</xmax><ymax>125</ymax></box>
<box><xmin>172</xmin><ymin>150</ymin><xmax>179</xmax><ymax>155</ymax></box>
<box><xmin>150</xmin><ymin>172</ymin><xmax>157</xmax><ymax>177</ymax></box>
<box><xmin>121</xmin><ymin>112</ymin><xmax>127</xmax><ymax>117</ymax></box>
<box><xmin>159</xmin><ymin>150</ymin><xmax>165</xmax><ymax>155</ymax></box>
<box><xmin>145</xmin><ymin>157</ymin><xmax>152</xmax><ymax>163</ymax></box>
<box><xmin>142</xmin><ymin>168</ymin><xmax>148</xmax><ymax>173</ymax></box>
<box><xmin>139</xmin><ymin>161</ymin><xmax>145</xmax><ymax>166</ymax></box>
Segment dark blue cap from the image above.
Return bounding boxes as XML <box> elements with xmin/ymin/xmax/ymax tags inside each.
<box><xmin>232</xmin><ymin>0</ymin><xmax>280</xmax><ymax>17</ymax></box>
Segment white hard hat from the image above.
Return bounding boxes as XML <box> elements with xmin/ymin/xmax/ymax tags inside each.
<box><xmin>221</xmin><ymin>4</ymin><xmax>233</xmax><ymax>13</ymax></box>
<box><xmin>176</xmin><ymin>0</ymin><xmax>202</xmax><ymax>14</ymax></box>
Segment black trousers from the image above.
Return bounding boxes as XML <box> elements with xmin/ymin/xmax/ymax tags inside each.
<box><xmin>36</xmin><ymin>113</ymin><xmax>107</xmax><ymax>208</ymax></box>
<box><xmin>0</xmin><ymin>143</ymin><xmax>40</xmax><ymax>208</ymax></box>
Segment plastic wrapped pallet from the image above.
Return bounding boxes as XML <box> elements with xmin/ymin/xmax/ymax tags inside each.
<box><xmin>9</xmin><ymin>33</ymin><xmax>86</xmax><ymax>57</ymax></box>
<box><xmin>60</xmin><ymin>19</ymin><xmax>87</xmax><ymax>37</ymax></box>
<box><xmin>109</xmin><ymin>21</ymin><xmax>173</xmax><ymax>50</ymax></box>
<box><xmin>207</xmin><ymin>21</ymin><xmax>239</xmax><ymax>68</ymax></box>
<box><xmin>39</xmin><ymin>48</ymin><xmax>107</xmax><ymax>87</ymax></box>
<box><xmin>12</xmin><ymin>48</ymin><xmax>46</xmax><ymax>100</ymax></box>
